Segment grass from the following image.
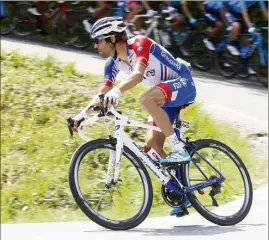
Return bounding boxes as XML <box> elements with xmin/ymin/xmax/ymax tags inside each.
<box><xmin>1</xmin><ymin>50</ymin><xmax>267</xmax><ymax>223</ymax></box>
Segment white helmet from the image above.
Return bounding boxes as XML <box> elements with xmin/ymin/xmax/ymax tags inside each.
<box><xmin>90</xmin><ymin>16</ymin><xmax>127</xmax><ymax>39</ymax></box>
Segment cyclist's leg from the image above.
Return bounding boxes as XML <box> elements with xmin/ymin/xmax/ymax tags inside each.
<box><xmin>145</xmin><ymin>106</ymin><xmax>178</xmax><ymax>158</ymax></box>
<box><xmin>225</xmin><ymin>11</ymin><xmax>241</xmax><ymax>55</ymax></box>
<box><xmin>203</xmin><ymin>9</ymin><xmax>224</xmax><ymax>48</ymax></box>
<box><xmin>140</xmin><ymin>68</ymin><xmax>196</xmax><ymax>163</ymax></box>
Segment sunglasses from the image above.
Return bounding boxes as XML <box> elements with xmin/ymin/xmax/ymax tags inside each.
<box><xmin>94</xmin><ymin>38</ymin><xmax>104</xmax><ymax>44</ymax></box>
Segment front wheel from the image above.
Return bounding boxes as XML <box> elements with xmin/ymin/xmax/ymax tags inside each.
<box><xmin>186</xmin><ymin>33</ymin><xmax>213</xmax><ymax>71</ymax></box>
<box><xmin>69</xmin><ymin>139</ymin><xmax>153</xmax><ymax>230</ymax></box>
<box><xmin>215</xmin><ymin>50</ymin><xmax>239</xmax><ymax>78</ymax></box>
<box><xmin>182</xmin><ymin>139</ymin><xmax>253</xmax><ymax>226</ymax></box>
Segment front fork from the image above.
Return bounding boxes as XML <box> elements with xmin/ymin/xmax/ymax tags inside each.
<box><xmin>105</xmin><ymin>120</ymin><xmax>124</xmax><ymax>187</ymax></box>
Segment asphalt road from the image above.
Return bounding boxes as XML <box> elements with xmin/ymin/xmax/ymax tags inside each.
<box><xmin>1</xmin><ymin>38</ymin><xmax>268</xmax><ymax>240</ymax></box>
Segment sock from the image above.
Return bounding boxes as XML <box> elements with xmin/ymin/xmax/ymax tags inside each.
<box><xmin>167</xmin><ymin>133</ymin><xmax>185</xmax><ymax>153</ymax></box>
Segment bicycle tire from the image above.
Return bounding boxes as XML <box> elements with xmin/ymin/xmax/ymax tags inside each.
<box><xmin>186</xmin><ymin>33</ymin><xmax>213</xmax><ymax>71</ymax></box>
<box><xmin>67</xmin><ymin>10</ymin><xmax>90</xmax><ymax>49</ymax></box>
<box><xmin>214</xmin><ymin>50</ymin><xmax>238</xmax><ymax>78</ymax></box>
<box><xmin>0</xmin><ymin>3</ymin><xmax>16</xmax><ymax>35</ymax></box>
<box><xmin>53</xmin><ymin>12</ymin><xmax>71</xmax><ymax>45</ymax></box>
<box><xmin>182</xmin><ymin>139</ymin><xmax>253</xmax><ymax>226</ymax></box>
<box><xmin>68</xmin><ymin>138</ymin><xmax>153</xmax><ymax>230</ymax></box>
<box><xmin>13</xmin><ymin>2</ymin><xmax>35</xmax><ymax>37</ymax></box>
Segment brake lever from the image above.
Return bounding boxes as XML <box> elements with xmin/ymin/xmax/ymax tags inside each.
<box><xmin>98</xmin><ymin>94</ymin><xmax>107</xmax><ymax>115</ymax></box>
<box><xmin>66</xmin><ymin>117</ymin><xmax>85</xmax><ymax>138</ymax></box>
<box><xmin>67</xmin><ymin>117</ymin><xmax>74</xmax><ymax>137</ymax></box>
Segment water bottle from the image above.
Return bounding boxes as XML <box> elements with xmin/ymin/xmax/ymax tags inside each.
<box><xmin>143</xmin><ymin>146</ymin><xmax>161</xmax><ymax>161</ymax></box>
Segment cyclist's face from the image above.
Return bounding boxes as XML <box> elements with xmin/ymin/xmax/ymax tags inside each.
<box><xmin>94</xmin><ymin>38</ymin><xmax>115</xmax><ymax>58</ymax></box>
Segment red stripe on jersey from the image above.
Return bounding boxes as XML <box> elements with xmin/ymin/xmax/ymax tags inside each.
<box><xmin>155</xmin><ymin>83</ymin><xmax>172</xmax><ymax>102</ymax></box>
<box><xmin>103</xmin><ymin>79</ymin><xmax>113</xmax><ymax>88</ymax></box>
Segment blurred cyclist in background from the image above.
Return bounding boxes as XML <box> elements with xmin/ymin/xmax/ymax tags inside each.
<box><xmin>201</xmin><ymin>1</ymin><xmax>230</xmax><ymax>52</ymax></box>
<box><xmin>224</xmin><ymin>1</ymin><xmax>268</xmax><ymax>74</ymax></box>
<box><xmin>82</xmin><ymin>1</ymin><xmax>114</xmax><ymax>34</ymax></box>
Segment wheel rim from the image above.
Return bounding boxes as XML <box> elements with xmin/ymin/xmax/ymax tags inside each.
<box><xmin>73</xmin><ymin>145</ymin><xmax>149</xmax><ymax>222</ymax></box>
<box><xmin>186</xmin><ymin>144</ymin><xmax>252</xmax><ymax>219</ymax></box>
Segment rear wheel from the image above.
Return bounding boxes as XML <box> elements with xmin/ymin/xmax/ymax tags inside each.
<box><xmin>13</xmin><ymin>2</ymin><xmax>35</xmax><ymax>37</ymax></box>
<box><xmin>182</xmin><ymin>139</ymin><xmax>253</xmax><ymax>226</ymax></box>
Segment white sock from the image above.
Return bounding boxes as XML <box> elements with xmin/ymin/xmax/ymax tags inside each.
<box><xmin>167</xmin><ymin>132</ymin><xmax>185</xmax><ymax>153</ymax></box>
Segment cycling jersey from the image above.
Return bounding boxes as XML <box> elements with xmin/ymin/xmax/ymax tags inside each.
<box><xmin>225</xmin><ymin>1</ymin><xmax>266</xmax><ymax>13</ymax></box>
<box><xmin>203</xmin><ymin>1</ymin><xmax>224</xmax><ymax>26</ymax></box>
<box><xmin>127</xmin><ymin>0</ymin><xmax>142</xmax><ymax>7</ymax></box>
<box><xmin>170</xmin><ymin>0</ymin><xmax>181</xmax><ymax>8</ymax></box>
<box><xmin>203</xmin><ymin>1</ymin><xmax>224</xmax><ymax>13</ymax></box>
<box><xmin>103</xmin><ymin>35</ymin><xmax>196</xmax><ymax>124</ymax></box>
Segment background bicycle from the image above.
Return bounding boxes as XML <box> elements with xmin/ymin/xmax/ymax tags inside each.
<box><xmin>12</xmin><ymin>1</ymin><xmax>89</xmax><ymax>49</ymax></box>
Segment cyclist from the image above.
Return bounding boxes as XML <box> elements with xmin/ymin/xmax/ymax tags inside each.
<box><xmin>125</xmin><ymin>1</ymin><xmax>145</xmax><ymax>35</ymax></box>
<box><xmin>162</xmin><ymin>1</ymin><xmax>197</xmax><ymax>56</ymax></box>
<box><xmin>201</xmin><ymin>1</ymin><xmax>239</xmax><ymax>54</ymax></box>
<box><xmin>27</xmin><ymin>1</ymin><xmax>49</xmax><ymax>36</ymax></box>
<box><xmin>82</xmin><ymin>1</ymin><xmax>114</xmax><ymax>33</ymax></box>
<box><xmin>72</xmin><ymin>16</ymin><xmax>196</xmax><ymax>217</ymax></box>
<box><xmin>224</xmin><ymin>1</ymin><xmax>268</xmax><ymax>73</ymax></box>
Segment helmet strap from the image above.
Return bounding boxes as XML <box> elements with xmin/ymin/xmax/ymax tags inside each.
<box><xmin>106</xmin><ymin>36</ymin><xmax>118</xmax><ymax>58</ymax></box>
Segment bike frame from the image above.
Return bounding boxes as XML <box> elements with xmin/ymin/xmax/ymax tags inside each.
<box><xmin>21</xmin><ymin>2</ymin><xmax>68</xmax><ymax>25</ymax></box>
<box><xmin>77</xmin><ymin>106</ymin><xmax>225</xmax><ymax>195</ymax></box>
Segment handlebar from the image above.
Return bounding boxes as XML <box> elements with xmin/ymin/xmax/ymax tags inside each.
<box><xmin>66</xmin><ymin>95</ymin><xmax>162</xmax><ymax>140</ymax></box>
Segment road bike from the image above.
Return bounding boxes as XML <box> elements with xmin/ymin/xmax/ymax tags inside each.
<box><xmin>159</xmin><ymin>8</ymin><xmax>212</xmax><ymax>72</ymax></box>
<box><xmin>67</xmin><ymin>97</ymin><xmax>253</xmax><ymax>230</ymax></box>
<box><xmin>12</xmin><ymin>1</ymin><xmax>89</xmax><ymax>49</ymax></box>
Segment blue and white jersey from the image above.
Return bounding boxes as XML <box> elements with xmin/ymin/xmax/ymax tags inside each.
<box><xmin>225</xmin><ymin>1</ymin><xmax>266</xmax><ymax>13</ymax></box>
<box><xmin>204</xmin><ymin>1</ymin><xmax>224</xmax><ymax>13</ymax></box>
<box><xmin>103</xmin><ymin>35</ymin><xmax>191</xmax><ymax>88</ymax></box>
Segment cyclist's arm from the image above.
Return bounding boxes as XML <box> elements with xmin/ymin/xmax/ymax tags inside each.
<box><xmin>117</xmin><ymin>36</ymin><xmax>151</xmax><ymax>93</ymax></box>
<box><xmin>261</xmin><ymin>6</ymin><xmax>268</xmax><ymax>20</ymax></box>
<box><xmin>86</xmin><ymin>85</ymin><xmax>111</xmax><ymax>108</ymax></box>
<box><xmin>241</xmin><ymin>8</ymin><xmax>253</xmax><ymax>28</ymax></box>
<box><xmin>181</xmin><ymin>2</ymin><xmax>194</xmax><ymax>20</ymax></box>
<box><xmin>117</xmin><ymin>63</ymin><xmax>145</xmax><ymax>92</ymax></box>
<box><xmin>219</xmin><ymin>7</ymin><xmax>228</xmax><ymax>25</ymax></box>
<box><xmin>141</xmin><ymin>0</ymin><xmax>151</xmax><ymax>11</ymax></box>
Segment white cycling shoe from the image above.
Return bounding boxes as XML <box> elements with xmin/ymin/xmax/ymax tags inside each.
<box><xmin>160</xmin><ymin>150</ymin><xmax>191</xmax><ymax>166</ymax></box>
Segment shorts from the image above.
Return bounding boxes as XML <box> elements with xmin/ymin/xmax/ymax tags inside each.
<box><xmin>149</xmin><ymin>71</ymin><xmax>196</xmax><ymax>126</ymax></box>
<box><xmin>203</xmin><ymin>9</ymin><xmax>221</xmax><ymax>27</ymax></box>
<box><xmin>225</xmin><ymin>11</ymin><xmax>248</xmax><ymax>34</ymax></box>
